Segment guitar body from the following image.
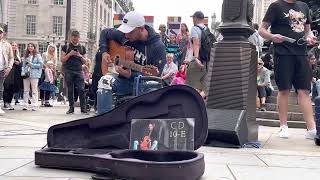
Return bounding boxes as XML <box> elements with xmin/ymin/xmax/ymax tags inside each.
<box><xmin>101</xmin><ymin>40</ymin><xmax>159</xmax><ymax>76</ymax></box>
<box><xmin>140</xmin><ymin>135</ymin><xmax>151</xmax><ymax>150</ymax></box>
<box><xmin>101</xmin><ymin>40</ymin><xmax>134</xmax><ymax>75</ymax></box>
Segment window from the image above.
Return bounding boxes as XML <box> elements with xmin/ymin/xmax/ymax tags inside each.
<box><xmin>53</xmin><ymin>16</ymin><xmax>63</xmax><ymax>36</ymax></box>
<box><xmin>18</xmin><ymin>44</ymin><xmax>26</xmax><ymax>57</ymax></box>
<box><xmin>53</xmin><ymin>0</ymin><xmax>63</xmax><ymax>5</ymax></box>
<box><xmin>26</xmin><ymin>15</ymin><xmax>36</xmax><ymax>35</ymax></box>
<box><xmin>28</xmin><ymin>0</ymin><xmax>37</xmax><ymax>4</ymax></box>
<box><xmin>100</xmin><ymin>5</ymin><xmax>103</xmax><ymax>21</ymax></box>
<box><xmin>38</xmin><ymin>44</ymin><xmax>48</xmax><ymax>55</ymax></box>
<box><xmin>104</xmin><ymin>9</ymin><xmax>107</xmax><ymax>25</ymax></box>
<box><xmin>107</xmin><ymin>12</ymin><xmax>110</xmax><ymax>27</ymax></box>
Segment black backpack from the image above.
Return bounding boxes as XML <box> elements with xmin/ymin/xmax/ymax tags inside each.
<box><xmin>196</xmin><ymin>25</ymin><xmax>216</xmax><ymax>62</ymax></box>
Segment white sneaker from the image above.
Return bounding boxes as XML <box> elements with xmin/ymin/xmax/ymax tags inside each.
<box><xmin>0</xmin><ymin>107</ymin><xmax>5</xmax><ymax>115</ymax></box>
<box><xmin>279</xmin><ymin>125</ymin><xmax>289</xmax><ymax>138</ymax></box>
<box><xmin>305</xmin><ymin>129</ymin><xmax>317</xmax><ymax>140</ymax></box>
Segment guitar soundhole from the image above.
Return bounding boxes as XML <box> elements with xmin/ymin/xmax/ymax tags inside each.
<box><xmin>115</xmin><ymin>55</ymin><xmax>120</xmax><ymax>65</ymax></box>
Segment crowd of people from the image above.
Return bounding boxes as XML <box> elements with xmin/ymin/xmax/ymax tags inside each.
<box><xmin>0</xmin><ymin>27</ymin><xmax>92</xmax><ymax>114</ymax></box>
<box><xmin>0</xmin><ymin>0</ymin><xmax>318</xmax><ymax>142</ymax></box>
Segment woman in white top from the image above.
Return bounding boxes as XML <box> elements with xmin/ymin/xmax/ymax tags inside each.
<box><xmin>161</xmin><ymin>53</ymin><xmax>178</xmax><ymax>86</ymax></box>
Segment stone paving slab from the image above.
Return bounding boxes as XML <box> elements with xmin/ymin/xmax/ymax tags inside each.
<box><xmin>4</xmin><ymin>162</ymin><xmax>93</xmax><ymax>179</ymax></box>
<box><xmin>201</xmin><ymin>163</ymin><xmax>235</xmax><ymax>180</ymax></box>
<box><xmin>0</xmin><ymin>159</ymin><xmax>33</xmax><ymax>176</ymax></box>
<box><xmin>228</xmin><ymin>164</ymin><xmax>320</xmax><ymax>180</ymax></box>
<box><xmin>204</xmin><ymin>152</ymin><xmax>266</xmax><ymax>166</ymax></box>
<box><xmin>257</xmin><ymin>154</ymin><xmax>320</xmax><ymax>169</ymax></box>
<box><xmin>0</xmin><ymin>147</ymin><xmax>38</xmax><ymax>159</ymax></box>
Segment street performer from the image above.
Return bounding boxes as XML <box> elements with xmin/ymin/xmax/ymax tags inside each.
<box><xmin>259</xmin><ymin>0</ymin><xmax>317</xmax><ymax>139</ymax></box>
<box><xmin>95</xmin><ymin>11</ymin><xmax>166</xmax><ymax>114</ymax></box>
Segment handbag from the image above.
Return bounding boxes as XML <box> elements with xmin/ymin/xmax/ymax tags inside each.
<box><xmin>21</xmin><ymin>65</ymin><xmax>30</xmax><ymax>79</ymax></box>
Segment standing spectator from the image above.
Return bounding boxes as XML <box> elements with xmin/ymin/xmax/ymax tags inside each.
<box><xmin>249</xmin><ymin>23</ymin><xmax>264</xmax><ymax>57</ymax></box>
<box><xmin>39</xmin><ymin>61</ymin><xmax>57</xmax><ymax>107</ymax></box>
<box><xmin>21</xmin><ymin>43</ymin><xmax>43</xmax><ymax>111</ymax></box>
<box><xmin>3</xmin><ymin>42</ymin><xmax>22</xmax><ymax>110</ymax></box>
<box><xmin>159</xmin><ymin>24</ymin><xmax>169</xmax><ymax>47</ymax></box>
<box><xmin>61</xmin><ymin>29</ymin><xmax>88</xmax><ymax>114</ymax></box>
<box><xmin>259</xmin><ymin>0</ymin><xmax>317</xmax><ymax>139</ymax></box>
<box><xmin>40</xmin><ymin>44</ymin><xmax>57</xmax><ymax>106</ymax></box>
<box><xmin>177</xmin><ymin>23</ymin><xmax>192</xmax><ymax>62</ymax></box>
<box><xmin>309</xmin><ymin>44</ymin><xmax>320</xmax><ymax>63</ymax></box>
<box><xmin>166</xmin><ymin>34</ymin><xmax>181</xmax><ymax>66</ymax></box>
<box><xmin>161</xmin><ymin>53</ymin><xmax>178</xmax><ymax>85</ymax></box>
<box><xmin>257</xmin><ymin>58</ymin><xmax>274</xmax><ymax>111</ymax></box>
<box><xmin>186</xmin><ymin>11</ymin><xmax>208</xmax><ymax>98</ymax></box>
<box><xmin>0</xmin><ymin>27</ymin><xmax>14</xmax><ymax>114</ymax></box>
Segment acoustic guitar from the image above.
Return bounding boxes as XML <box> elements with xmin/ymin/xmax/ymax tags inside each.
<box><xmin>101</xmin><ymin>40</ymin><xmax>159</xmax><ymax>76</ymax></box>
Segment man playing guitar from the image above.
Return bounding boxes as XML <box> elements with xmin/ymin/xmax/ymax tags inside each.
<box><xmin>96</xmin><ymin>11</ymin><xmax>166</xmax><ymax>114</ymax></box>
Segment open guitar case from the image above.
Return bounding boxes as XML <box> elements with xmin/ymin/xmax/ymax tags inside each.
<box><xmin>35</xmin><ymin>85</ymin><xmax>208</xmax><ymax>180</ymax></box>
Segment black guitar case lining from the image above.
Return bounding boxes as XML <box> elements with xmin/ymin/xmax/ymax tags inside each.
<box><xmin>35</xmin><ymin>85</ymin><xmax>208</xmax><ymax>180</ymax></box>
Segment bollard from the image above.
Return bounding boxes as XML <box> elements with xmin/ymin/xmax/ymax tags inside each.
<box><xmin>314</xmin><ymin>96</ymin><xmax>320</xmax><ymax>145</ymax></box>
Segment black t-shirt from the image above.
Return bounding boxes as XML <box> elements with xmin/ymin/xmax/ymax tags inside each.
<box><xmin>62</xmin><ymin>43</ymin><xmax>86</xmax><ymax>71</ymax></box>
<box><xmin>263</xmin><ymin>0</ymin><xmax>311</xmax><ymax>55</ymax></box>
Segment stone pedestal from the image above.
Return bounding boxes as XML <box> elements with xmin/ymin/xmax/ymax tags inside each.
<box><xmin>206</xmin><ymin>0</ymin><xmax>258</xmax><ymax>146</ymax></box>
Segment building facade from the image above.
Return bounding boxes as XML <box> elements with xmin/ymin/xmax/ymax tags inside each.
<box><xmin>253</xmin><ymin>0</ymin><xmax>276</xmax><ymax>26</ymax></box>
<box><xmin>3</xmin><ymin>0</ymin><xmax>133</xmax><ymax>62</ymax></box>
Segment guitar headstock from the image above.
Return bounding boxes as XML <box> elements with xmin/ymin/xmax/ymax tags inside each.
<box><xmin>142</xmin><ymin>65</ymin><xmax>159</xmax><ymax>76</ymax></box>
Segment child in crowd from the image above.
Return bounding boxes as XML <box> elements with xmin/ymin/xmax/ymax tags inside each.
<box><xmin>39</xmin><ymin>61</ymin><xmax>57</xmax><ymax>107</ymax></box>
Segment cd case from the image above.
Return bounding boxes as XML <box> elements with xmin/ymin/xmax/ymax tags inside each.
<box><xmin>129</xmin><ymin>118</ymin><xmax>195</xmax><ymax>151</ymax></box>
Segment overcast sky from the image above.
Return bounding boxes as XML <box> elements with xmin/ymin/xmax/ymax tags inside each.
<box><xmin>131</xmin><ymin>0</ymin><xmax>223</xmax><ymax>32</ymax></box>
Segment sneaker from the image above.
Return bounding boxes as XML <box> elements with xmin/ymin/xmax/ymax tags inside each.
<box><xmin>22</xmin><ymin>107</ymin><xmax>28</xmax><ymax>111</ymax></box>
<box><xmin>305</xmin><ymin>129</ymin><xmax>317</xmax><ymax>140</ymax></box>
<box><xmin>3</xmin><ymin>103</ymin><xmax>9</xmax><ymax>110</ymax></box>
<box><xmin>260</xmin><ymin>104</ymin><xmax>267</xmax><ymax>111</ymax></box>
<box><xmin>66</xmin><ymin>107</ymin><xmax>74</xmax><ymax>114</ymax></box>
<box><xmin>81</xmin><ymin>109</ymin><xmax>88</xmax><ymax>114</ymax></box>
<box><xmin>8</xmin><ymin>104</ymin><xmax>14</xmax><ymax>110</ymax></box>
<box><xmin>0</xmin><ymin>108</ymin><xmax>5</xmax><ymax>114</ymax></box>
<box><xmin>44</xmin><ymin>103</ymin><xmax>53</xmax><ymax>107</ymax></box>
<box><xmin>279</xmin><ymin>125</ymin><xmax>289</xmax><ymax>138</ymax></box>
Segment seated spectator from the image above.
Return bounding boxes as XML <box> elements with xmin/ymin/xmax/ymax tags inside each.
<box><xmin>171</xmin><ymin>64</ymin><xmax>187</xmax><ymax>85</ymax></box>
<box><xmin>257</xmin><ymin>58</ymin><xmax>274</xmax><ymax>111</ymax></box>
<box><xmin>161</xmin><ymin>53</ymin><xmax>178</xmax><ymax>86</ymax></box>
<box><xmin>308</xmin><ymin>53</ymin><xmax>320</xmax><ymax>100</ymax></box>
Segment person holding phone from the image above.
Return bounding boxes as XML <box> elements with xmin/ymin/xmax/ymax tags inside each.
<box><xmin>61</xmin><ymin>29</ymin><xmax>88</xmax><ymax>114</ymax></box>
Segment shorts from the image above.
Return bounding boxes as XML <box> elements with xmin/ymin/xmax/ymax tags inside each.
<box><xmin>274</xmin><ymin>55</ymin><xmax>312</xmax><ymax>91</ymax></box>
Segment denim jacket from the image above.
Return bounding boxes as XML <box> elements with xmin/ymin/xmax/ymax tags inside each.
<box><xmin>22</xmin><ymin>54</ymin><xmax>43</xmax><ymax>79</ymax></box>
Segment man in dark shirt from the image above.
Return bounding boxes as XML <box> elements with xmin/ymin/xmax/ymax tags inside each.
<box><xmin>61</xmin><ymin>29</ymin><xmax>87</xmax><ymax>114</ymax></box>
<box><xmin>259</xmin><ymin>0</ymin><xmax>317</xmax><ymax>139</ymax></box>
<box><xmin>96</xmin><ymin>11</ymin><xmax>166</xmax><ymax>114</ymax></box>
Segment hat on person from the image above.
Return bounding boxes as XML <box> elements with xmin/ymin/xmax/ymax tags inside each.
<box><xmin>191</xmin><ymin>11</ymin><xmax>205</xmax><ymax>19</ymax></box>
<box><xmin>118</xmin><ymin>11</ymin><xmax>145</xmax><ymax>33</ymax></box>
<box><xmin>0</xmin><ymin>27</ymin><xmax>3</xmax><ymax>33</ymax></box>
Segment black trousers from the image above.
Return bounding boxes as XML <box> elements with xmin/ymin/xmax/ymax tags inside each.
<box><xmin>65</xmin><ymin>70</ymin><xmax>85</xmax><ymax>110</ymax></box>
<box><xmin>40</xmin><ymin>90</ymin><xmax>51</xmax><ymax>101</ymax></box>
<box><xmin>3</xmin><ymin>83</ymin><xmax>14</xmax><ymax>104</ymax></box>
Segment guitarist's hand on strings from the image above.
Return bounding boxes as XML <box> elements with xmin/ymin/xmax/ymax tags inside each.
<box><xmin>102</xmin><ymin>52</ymin><xmax>112</xmax><ymax>64</ymax></box>
<box><xmin>115</xmin><ymin>65</ymin><xmax>132</xmax><ymax>78</ymax></box>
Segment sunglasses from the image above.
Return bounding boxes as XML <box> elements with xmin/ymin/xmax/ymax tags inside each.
<box><xmin>258</xmin><ymin>63</ymin><xmax>263</xmax><ymax>65</ymax></box>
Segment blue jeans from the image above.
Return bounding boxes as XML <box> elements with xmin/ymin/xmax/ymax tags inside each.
<box><xmin>96</xmin><ymin>89</ymin><xmax>112</xmax><ymax>115</ymax></box>
<box><xmin>96</xmin><ymin>74</ymin><xmax>137</xmax><ymax>114</ymax></box>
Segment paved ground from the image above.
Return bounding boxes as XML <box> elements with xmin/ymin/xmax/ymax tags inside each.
<box><xmin>0</xmin><ymin>104</ymin><xmax>319</xmax><ymax>180</ymax></box>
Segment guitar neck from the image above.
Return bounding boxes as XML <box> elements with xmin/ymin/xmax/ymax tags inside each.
<box><xmin>118</xmin><ymin>60</ymin><xmax>143</xmax><ymax>72</ymax></box>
